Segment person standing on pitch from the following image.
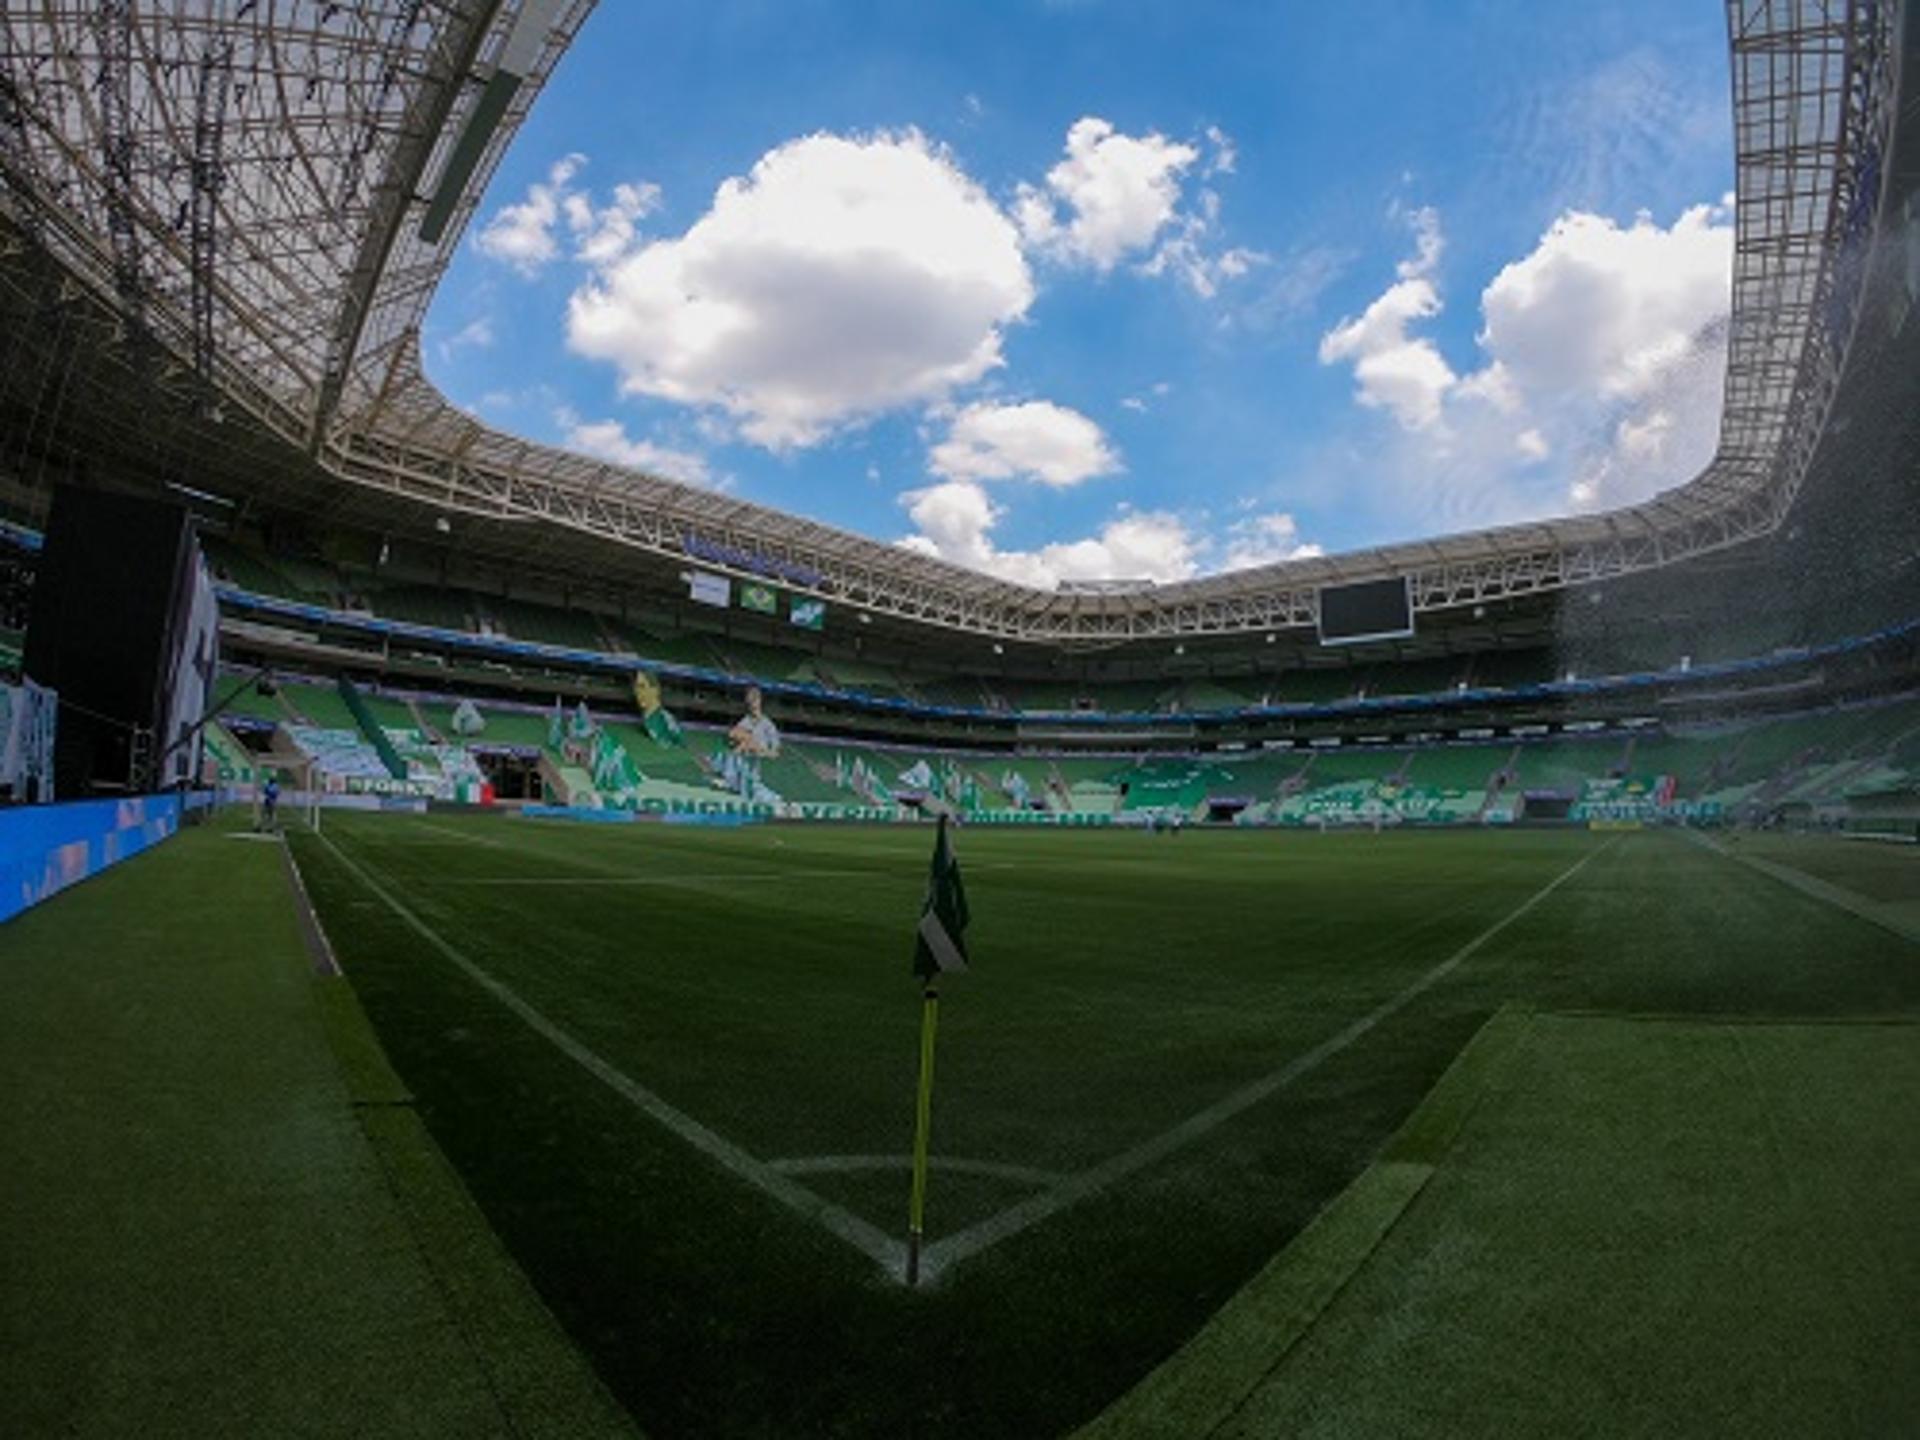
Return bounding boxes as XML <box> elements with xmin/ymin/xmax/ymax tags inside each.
<box><xmin>260</xmin><ymin>771</ymin><xmax>280</xmax><ymax>832</ymax></box>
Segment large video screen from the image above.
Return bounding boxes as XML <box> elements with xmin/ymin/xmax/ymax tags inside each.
<box><xmin>1317</xmin><ymin>577</ymin><xmax>1414</xmax><ymax>645</ymax></box>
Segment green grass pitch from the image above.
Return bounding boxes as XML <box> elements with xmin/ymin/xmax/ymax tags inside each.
<box><xmin>287</xmin><ymin>814</ymin><xmax>1920</xmax><ymax>1437</ymax></box>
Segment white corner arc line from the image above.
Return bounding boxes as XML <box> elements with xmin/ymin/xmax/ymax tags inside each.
<box><xmin>768</xmin><ymin>1155</ymin><xmax>1067</xmax><ymax>1187</ymax></box>
<box><xmin>314</xmin><ymin>833</ymin><xmax>908</xmax><ymax>1277</ymax></box>
<box><xmin>917</xmin><ymin>840</ymin><xmax>1614</xmax><ymax>1283</ymax></box>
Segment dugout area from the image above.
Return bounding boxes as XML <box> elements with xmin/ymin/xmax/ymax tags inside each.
<box><xmin>1</xmin><ymin>813</ymin><xmax>1915</xmax><ymax>1438</ymax></box>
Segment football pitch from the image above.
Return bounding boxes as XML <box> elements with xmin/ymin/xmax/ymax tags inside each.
<box><xmin>287</xmin><ymin>814</ymin><xmax>1920</xmax><ymax>1437</ymax></box>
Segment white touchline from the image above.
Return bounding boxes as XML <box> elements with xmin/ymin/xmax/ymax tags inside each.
<box><xmin>915</xmin><ymin>839</ymin><xmax>1615</xmax><ymax>1283</ymax></box>
<box><xmin>411</xmin><ymin>819</ymin><xmax>516</xmax><ymax>849</ymax></box>
<box><xmin>1681</xmin><ymin>828</ymin><xmax>1920</xmax><ymax>944</ymax></box>
<box><xmin>315</xmin><ymin>832</ymin><xmax>908</xmax><ymax>1277</ymax></box>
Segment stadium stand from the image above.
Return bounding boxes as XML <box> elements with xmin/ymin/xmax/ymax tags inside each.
<box><xmin>369</xmin><ymin>583</ymin><xmax>477</xmax><ymax>632</ymax></box>
<box><xmin>2</xmin><ymin>7</ymin><xmax>1915</xmax><ymax>1439</ymax></box>
<box><xmin>1181</xmin><ymin>678</ymin><xmax>1256</xmax><ymax>711</ymax></box>
<box><xmin>485</xmin><ymin>596</ymin><xmax>607</xmax><ymax>651</ymax></box>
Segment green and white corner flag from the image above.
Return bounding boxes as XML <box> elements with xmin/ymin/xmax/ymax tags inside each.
<box><xmin>906</xmin><ymin>814</ymin><xmax>969</xmax><ymax>1285</ymax></box>
<box><xmin>912</xmin><ymin>814</ymin><xmax>970</xmax><ymax>979</ymax></box>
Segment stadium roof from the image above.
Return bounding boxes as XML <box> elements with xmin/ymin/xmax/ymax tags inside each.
<box><xmin>0</xmin><ymin>1</ymin><xmax>1901</xmax><ymax>642</ymax></box>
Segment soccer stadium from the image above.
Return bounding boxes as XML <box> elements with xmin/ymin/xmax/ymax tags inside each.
<box><xmin>1</xmin><ymin>2</ymin><xmax>1916</xmax><ymax>1435</ymax></box>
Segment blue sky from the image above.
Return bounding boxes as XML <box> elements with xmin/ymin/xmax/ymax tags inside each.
<box><xmin>426</xmin><ymin>0</ymin><xmax>1736</xmax><ymax>585</ymax></box>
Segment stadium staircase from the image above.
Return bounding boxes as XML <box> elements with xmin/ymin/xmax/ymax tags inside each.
<box><xmin>335</xmin><ymin>677</ymin><xmax>407</xmax><ymax>780</ymax></box>
<box><xmin>537</xmin><ymin>752</ymin><xmax>602</xmax><ymax>808</ymax></box>
<box><xmin>752</xmin><ymin>747</ymin><xmax>844</xmax><ymax>804</ymax></box>
<box><xmin>407</xmin><ymin>697</ymin><xmax>442</xmax><ymax>743</ymax></box>
<box><xmin>201</xmin><ymin>722</ymin><xmax>255</xmax><ymax>784</ymax></box>
<box><xmin>1275</xmin><ymin>754</ymin><xmax>1317</xmax><ymax>799</ymax></box>
<box><xmin>1803</xmin><ymin>755</ymin><xmax>1884</xmax><ymax>803</ymax></box>
<box><xmin>1476</xmin><ymin>746</ymin><xmax>1523</xmax><ymax>821</ymax></box>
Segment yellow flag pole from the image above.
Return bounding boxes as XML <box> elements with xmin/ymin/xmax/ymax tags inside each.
<box><xmin>906</xmin><ymin>980</ymin><xmax>940</xmax><ymax>1286</ymax></box>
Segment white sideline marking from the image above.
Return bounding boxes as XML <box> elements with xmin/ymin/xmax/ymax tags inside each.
<box><xmin>280</xmin><ymin>837</ymin><xmax>341</xmax><ymax>979</ymax></box>
<box><xmin>769</xmin><ymin>1155</ymin><xmax>1067</xmax><ymax>1187</ymax></box>
<box><xmin>1682</xmin><ymin>829</ymin><xmax>1920</xmax><ymax>944</ymax></box>
<box><xmin>411</xmin><ymin>820</ymin><xmax>516</xmax><ymax>850</ymax></box>
<box><xmin>314</xmin><ymin>833</ymin><xmax>907</xmax><ymax>1277</ymax></box>
<box><xmin>916</xmin><ymin>840</ymin><xmax>1614</xmax><ymax>1283</ymax></box>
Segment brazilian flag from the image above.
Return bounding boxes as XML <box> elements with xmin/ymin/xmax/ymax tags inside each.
<box><xmin>912</xmin><ymin>815</ymin><xmax>970</xmax><ymax>978</ymax></box>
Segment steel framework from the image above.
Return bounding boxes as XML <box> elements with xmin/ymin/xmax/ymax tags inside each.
<box><xmin>0</xmin><ymin>1</ymin><xmax>1903</xmax><ymax>644</ymax></box>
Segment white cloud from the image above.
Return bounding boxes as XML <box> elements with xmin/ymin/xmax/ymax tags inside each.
<box><xmin>566</xmin><ymin>130</ymin><xmax>1033</xmax><ymax>449</ymax></box>
<box><xmin>1017</xmin><ymin>117</ymin><xmax>1199</xmax><ymax>271</ymax></box>
<box><xmin>1318</xmin><ymin>207</ymin><xmax>1457</xmax><ymax>430</ymax></box>
<box><xmin>900</xmin><ymin>480</ymin><xmax>1201</xmax><ymax>587</ymax></box>
<box><xmin>1396</xmin><ymin>204</ymin><xmax>1445</xmax><ymax>280</ymax></box>
<box><xmin>1479</xmin><ymin>202</ymin><xmax>1732</xmax><ymax>513</ymax></box>
<box><xmin>1221</xmin><ymin>511</ymin><xmax>1323</xmax><ymax>570</ymax></box>
<box><xmin>560</xmin><ymin>413</ymin><xmax>715</xmax><ymax>489</ymax></box>
<box><xmin>1454</xmin><ymin>360</ymin><xmax>1521</xmax><ymax>413</ymax></box>
<box><xmin>1016</xmin><ymin>119</ymin><xmax>1262</xmax><ymax>298</ymax></box>
<box><xmin>1142</xmin><ymin>200</ymin><xmax>1269</xmax><ymax>298</ymax></box>
<box><xmin>1320</xmin><ymin>200</ymin><xmax>1734</xmax><ymax>533</ymax></box>
<box><xmin>437</xmin><ymin>316</ymin><xmax>495</xmax><ymax>361</ymax></box>
<box><xmin>1319</xmin><ymin>281</ymin><xmax>1456</xmax><ymax>430</ymax></box>
<box><xmin>1476</xmin><ymin>203</ymin><xmax>1732</xmax><ymax>402</ymax></box>
<box><xmin>928</xmin><ymin>400</ymin><xmax>1121</xmax><ymax>488</ymax></box>
<box><xmin>477</xmin><ymin>155</ymin><xmax>661</xmax><ymax>275</ymax></box>
<box><xmin>897</xmin><ymin>468</ymin><xmax>1324</xmax><ymax>586</ymax></box>
<box><xmin>476</xmin><ymin>154</ymin><xmax>584</xmax><ymax>275</ymax></box>
<box><xmin>1615</xmin><ymin>410</ymin><xmax>1671</xmax><ymax>460</ymax></box>
<box><xmin>1119</xmin><ymin>381</ymin><xmax>1171</xmax><ymax>414</ymax></box>
<box><xmin>568</xmin><ymin>180</ymin><xmax>662</xmax><ymax>267</ymax></box>
<box><xmin>1203</xmin><ymin>125</ymin><xmax>1238</xmax><ymax>177</ymax></box>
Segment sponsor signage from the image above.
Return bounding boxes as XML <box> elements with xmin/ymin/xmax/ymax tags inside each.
<box><xmin>688</xmin><ymin>570</ymin><xmax>731</xmax><ymax>608</ymax></box>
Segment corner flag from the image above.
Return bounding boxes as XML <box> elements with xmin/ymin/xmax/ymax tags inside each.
<box><xmin>906</xmin><ymin>814</ymin><xmax>968</xmax><ymax>1285</ymax></box>
<box><xmin>912</xmin><ymin>813</ymin><xmax>969</xmax><ymax>979</ymax></box>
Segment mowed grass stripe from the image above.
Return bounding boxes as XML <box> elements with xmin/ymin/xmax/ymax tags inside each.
<box><xmin>311</xmin><ymin>814</ymin><xmax>1597</xmax><ymax>1178</ymax></box>
<box><xmin>311</xmin><ymin>830</ymin><xmax>909</xmax><ymax>1277</ymax></box>
<box><xmin>918</xmin><ymin>840</ymin><xmax>1612</xmax><ymax>1280</ymax></box>
<box><xmin>1683</xmin><ymin>827</ymin><xmax>1920</xmax><ymax>943</ymax></box>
